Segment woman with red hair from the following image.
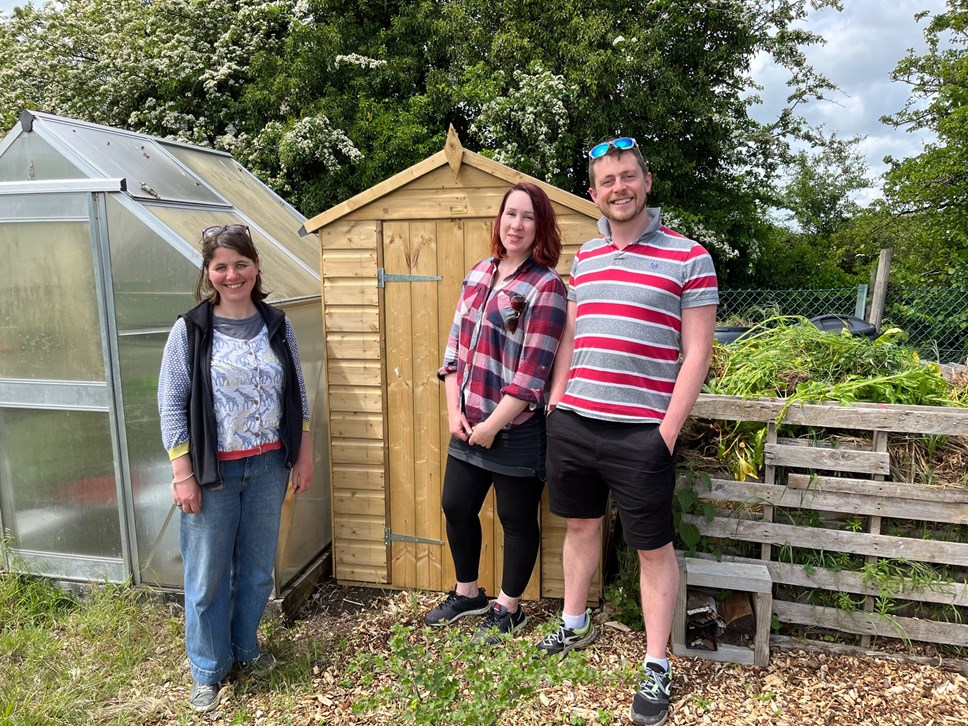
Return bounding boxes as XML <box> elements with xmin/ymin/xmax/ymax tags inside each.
<box><xmin>426</xmin><ymin>183</ymin><xmax>567</xmax><ymax>642</ymax></box>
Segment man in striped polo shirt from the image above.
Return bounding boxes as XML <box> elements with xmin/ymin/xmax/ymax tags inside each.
<box><xmin>535</xmin><ymin>137</ymin><xmax>718</xmax><ymax>726</ymax></box>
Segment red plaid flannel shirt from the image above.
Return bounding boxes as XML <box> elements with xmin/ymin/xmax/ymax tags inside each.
<box><xmin>438</xmin><ymin>257</ymin><xmax>566</xmax><ymax>428</ymax></box>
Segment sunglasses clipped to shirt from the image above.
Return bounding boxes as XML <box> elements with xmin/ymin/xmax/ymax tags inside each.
<box><xmin>203</xmin><ymin>224</ymin><xmax>251</xmax><ymax>240</ymax></box>
<box><xmin>587</xmin><ymin>136</ymin><xmax>638</xmax><ymax>159</ymax></box>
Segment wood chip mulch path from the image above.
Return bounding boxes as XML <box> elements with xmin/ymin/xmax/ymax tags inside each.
<box><xmin>154</xmin><ymin>582</ymin><xmax>968</xmax><ymax>724</ymax></box>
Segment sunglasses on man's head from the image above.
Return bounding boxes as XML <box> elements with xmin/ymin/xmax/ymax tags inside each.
<box><xmin>203</xmin><ymin>224</ymin><xmax>251</xmax><ymax>240</ymax></box>
<box><xmin>587</xmin><ymin>137</ymin><xmax>638</xmax><ymax>159</ymax></box>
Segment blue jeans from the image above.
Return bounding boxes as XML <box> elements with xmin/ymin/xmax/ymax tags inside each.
<box><xmin>180</xmin><ymin>448</ymin><xmax>289</xmax><ymax>685</ymax></box>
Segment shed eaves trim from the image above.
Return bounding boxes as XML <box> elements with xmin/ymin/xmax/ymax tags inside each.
<box><xmin>300</xmin><ymin>130</ymin><xmax>600</xmax><ymax>234</ymax></box>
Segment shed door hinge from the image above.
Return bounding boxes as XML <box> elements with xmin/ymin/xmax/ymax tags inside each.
<box><xmin>377</xmin><ymin>268</ymin><xmax>443</xmax><ymax>288</ymax></box>
<box><xmin>384</xmin><ymin>528</ymin><xmax>444</xmax><ymax>546</ymax></box>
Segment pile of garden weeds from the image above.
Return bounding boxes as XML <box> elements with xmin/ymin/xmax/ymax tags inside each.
<box><xmin>4</xmin><ymin>572</ymin><xmax>966</xmax><ymax>724</ymax></box>
<box><xmin>695</xmin><ymin>317</ymin><xmax>968</xmax><ymax>484</ymax></box>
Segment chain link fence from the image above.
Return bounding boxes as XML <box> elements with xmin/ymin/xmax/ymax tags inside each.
<box><xmin>719</xmin><ymin>286</ymin><xmax>968</xmax><ymax>364</ymax></box>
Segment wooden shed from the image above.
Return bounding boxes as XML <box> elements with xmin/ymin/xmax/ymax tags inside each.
<box><xmin>301</xmin><ymin>128</ymin><xmax>602</xmax><ymax>600</ymax></box>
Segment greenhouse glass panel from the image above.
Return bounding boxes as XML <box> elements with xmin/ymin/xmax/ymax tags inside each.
<box><xmin>146</xmin><ymin>206</ymin><xmax>319</xmax><ymax>300</ymax></box>
<box><xmin>162</xmin><ymin>144</ymin><xmax>319</xmax><ymax>271</ymax></box>
<box><xmin>0</xmin><ymin>218</ymin><xmax>104</xmax><ymax>380</ymax></box>
<box><xmin>40</xmin><ymin>119</ymin><xmax>227</xmax><ymax>205</ymax></box>
<box><xmin>118</xmin><ymin>329</ymin><xmax>182</xmax><ymax>587</ymax></box>
<box><xmin>0</xmin><ymin>192</ymin><xmax>87</xmax><ymax>220</ymax></box>
<box><xmin>0</xmin><ymin>408</ymin><xmax>121</xmax><ymax>558</ymax></box>
<box><xmin>106</xmin><ymin>196</ymin><xmax>197</xmax><ymax>330</ymax></box>
<box><xmin>273</xmin><ymin>301</ymin><xmax>330</xmax><ymax>585</ymax></box>
<box><xmin>0</xmin><ymin>133</ymin><xmax>83</xmax><ymax>181</ymax></box>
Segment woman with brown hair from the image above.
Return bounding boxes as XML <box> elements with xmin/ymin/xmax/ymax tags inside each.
<box><xmin>158</xmin><ymin>224</ymin><xmax>313</xmax><ymax>711</ymax></box>
<box><xmin>425</xmin><ymin>183</ymin><xmax>566</xmax><ymax>641</ymax></box>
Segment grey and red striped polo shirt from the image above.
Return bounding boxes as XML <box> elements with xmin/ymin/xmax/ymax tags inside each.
<box><xmin>559</xmin><ymin>209</ymin><xmax>719</xmax><ymax>423</ymax></box>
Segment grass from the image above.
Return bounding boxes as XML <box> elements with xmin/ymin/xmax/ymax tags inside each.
<box><xmin>2</xmin><ymin>516</ymin><xmax>636</xmax><ymax>723</ymax></box>
<box><xmin>1</xmin><ymin>569</ymin><xmax>627</xmax><ymax>725</ymax></box>
<box><xmin>0</xmin><ymin>568</ymin><xmax>331</xmax><ymax>725</ymax></box>
<box><xmin>0</xmin><ymin>571</ymin><xmax>177</xmax><ymax>724</ymax></box>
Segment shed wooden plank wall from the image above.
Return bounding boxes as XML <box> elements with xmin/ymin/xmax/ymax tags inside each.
<box><xmin>321</xmin><ymin>220</ymin><xmax>387</xmax><ymax>584</ymax></box>
<box><xmin>320</xmin><ymin>161</ymin><xmax>602</xmax><ymax>598</ymax></box>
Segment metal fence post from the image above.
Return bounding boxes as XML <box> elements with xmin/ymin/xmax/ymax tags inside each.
<box><xmin>854</xmin><ymin>284</ymin><xmax>868</xmax><ymax>319</ymax></box>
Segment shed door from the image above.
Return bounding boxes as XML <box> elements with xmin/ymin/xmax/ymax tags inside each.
<box><xmin>382</xmin><ymin>217</ymin><xmax>540</xmax><ymax>597</ymax></box>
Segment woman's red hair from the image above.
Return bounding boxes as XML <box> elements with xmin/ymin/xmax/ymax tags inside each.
<box><xmin>490</xmin><ymin>182</ymin><xmax>562</xmax><ymax>268</ymax></box>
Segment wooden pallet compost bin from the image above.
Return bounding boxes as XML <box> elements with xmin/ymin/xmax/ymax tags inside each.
<box><xmin>300</xmin><ymin>128</ymin><xmax>604</xmax><ymax>600</ymax></box>
<box><xmin>676</xmin><ymin>393</ymin><xmax>968</xmax><ymax>658</ymax></box>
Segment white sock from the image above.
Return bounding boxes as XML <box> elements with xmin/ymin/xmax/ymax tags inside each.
<box><xmin>562</xmin><ymin>610</ymin><xmax>588</xmax><ymax>630</ymax></box>
<box><xmin>645</xmin><ymin>656</ymin><xmax>669</xmax><ymax>673</ymax></box>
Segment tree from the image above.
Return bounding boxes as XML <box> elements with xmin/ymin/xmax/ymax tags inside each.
<box><xmin>0</xmin><ymin>0</ymin><xmax>366</xmax><ymax>201</ymax></box>
<box><xmin>880</xmin><ymin>0</ymin><xmax>968</xmax><ymax>283</ymax></box>
<box><xmin>283</xmin><ymin>0</ymin><xmax>846</xmax><ymax>281</ymax></box>
<box><xmin>777</xmin><ymin>134</ymin><xmax>870</xmax><ymax>238</ymax></box>
<box><xmin>0</xmin><ymin>0</ymin><xmax>849</xmax><ymax>285</ymax></box>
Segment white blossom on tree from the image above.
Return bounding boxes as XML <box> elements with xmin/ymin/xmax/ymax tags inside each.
<box><xmin>470</xmin><ymin>63</ymin><xmax>573</xmax><ymax>179</ymax></box>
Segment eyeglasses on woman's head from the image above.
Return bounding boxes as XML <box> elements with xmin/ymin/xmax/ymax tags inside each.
<box><xmin>202</xmin><ymin>224</ymin><xmax>251</xmax><ymax>240</ymax></box>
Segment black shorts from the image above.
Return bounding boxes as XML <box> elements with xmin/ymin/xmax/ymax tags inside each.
<box><xmin>546</xmin><ymin>408</ymin><xmax>677</xmax><ymax>551</ymax></box>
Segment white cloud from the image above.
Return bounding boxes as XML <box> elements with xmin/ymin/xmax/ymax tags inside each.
<box><xmin>751</xmin><ymin>0</ymin><xmax>948</xmax><ymax>200</ymax></box>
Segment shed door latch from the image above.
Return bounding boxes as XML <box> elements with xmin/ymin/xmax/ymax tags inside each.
<box><xmin>377</xmin><ymin>268</ymin><xmax>443</xmax><ymax>288</ymax></box>
<box><xmin>384</xmin><ymin>528</ymin><xmax>444</xmax><ymax>546</ymax></box>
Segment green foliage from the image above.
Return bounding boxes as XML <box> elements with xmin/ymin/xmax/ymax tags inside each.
<box><xmin>345</xmin><ymin>622</ymin><xmax>629</xmax><ymax>724</ymax></box>
<box><xmin>673</xmin><ymin>469</ymin><xmax>715</xmax><ymax>549</ymax></box>
<box><xmin>748</xmin><ymin>224</ymin><xmax>861</xmax><ymax>289</ymax></box>
<box><xmin>0</xmin><ymin>0</ymin><xmax>851</xmax><ymax>282</ymax></box>
<box><xmin>603</xmin><ymin>542</ymin><xmax>643</xmax><ymax>628</ymax></box>
<box><xmin>879</xmin><ymin>2</ymin><xmax>968</xmax><ymax>285</ymax></box>
<box><xmin>777</xmin><ymin>135</ymin><xmax>871</xmax><ymax>238</ymax></box>
<box><xmin>706</xmin><ymin>317</ymin><xmax>962</xmax><ymax>407</ymax></box>
<box><xmin>704</xmin><ymin>317</ymin><xmax>964</xmax><ymax>479</ymax></box>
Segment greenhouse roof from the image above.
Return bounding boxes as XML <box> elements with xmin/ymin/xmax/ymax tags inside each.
<box><xmin>0</xmin><ymin>111</ymin><xmax>320</xmax><ymax>301</ymax></box>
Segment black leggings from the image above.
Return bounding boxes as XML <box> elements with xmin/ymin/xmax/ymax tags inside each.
<box><xmin>441</xmin><ymin>455</ymin><xmax>544</xmax><ymax>599</ymax></box>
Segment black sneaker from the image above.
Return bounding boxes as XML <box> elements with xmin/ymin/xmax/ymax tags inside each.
<box><xmin>534</xmin><ymin>609</ymin><xmax>597</xmax><ymax>656</ymax></box>
<box><xmin>474</xmin><ymin>602</ymin><xmax>528</xmax><ymax>643</ymax></box>
<box><xmin>424</xmin><ymin>587</ymin><xmax>490</xmax><ymax>626</ymax></box>
<box><xmin>189</xmin><ymin>681</ymin><xmax>221</xmax><ymax>713</ymax></box>
<box><xmin>629</xmin><ymin>662</ymin><xmax>672</xmax><ymax>725</ymax></box>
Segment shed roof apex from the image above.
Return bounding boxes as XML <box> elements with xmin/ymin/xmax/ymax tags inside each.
<box><xmin>300</xmin><ymin>129</ymin><xmax>599</xmax><ymax>234</ymax></box>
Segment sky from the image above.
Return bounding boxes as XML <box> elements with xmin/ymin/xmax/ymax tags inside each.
<box><xmin>0</xmin><ymin>0</ymin><xmax>949</xmax><ymax>202</ymax></box>
<box><xmin>750</xmin><ymin>0</ymin><xmax>948</xmax><ymax>203</ymax></box>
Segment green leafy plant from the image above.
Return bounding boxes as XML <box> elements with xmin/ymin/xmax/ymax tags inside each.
<box><xmin>673</xmin><ymin>469</ymin><xmax>714</xmax><ymax>553</ymax></box>
<box><xmin>603</xmin><ymin>542</ymin><xmax>643</xmax><ymax>628</ymax></box>
<box><xmin>345</xmin><ymin>622</ymin><xmax>627</xmax><ymax>724</ymax></box>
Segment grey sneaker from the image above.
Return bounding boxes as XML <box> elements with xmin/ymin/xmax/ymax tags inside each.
<box><xmin>239</xmin><ymin>651</ymin><xmax>276</xmax><ymax>675</ymax></box>
<box><xmin>474</xmin><ymin>602</ymin><xmax>528</xmax><ymax>644</ymax></box>
<box><xmin>189</xmin><ymin>681</ymin><xmax>221</xmax><ymax>713</ymax></box>
<box><xmin>425</xmin><ymin>588</ymin><xmax>490</xmax><ymax>626</ymax></box>
<box><xmin>534</xmin><ymin>608</ymin><xmax>597</xmax><ymax>656</ymax></box>
<box><xmin>629</xmin><ymin>662</ymin><xmax>672</xmax><ymax>725</ymax></box>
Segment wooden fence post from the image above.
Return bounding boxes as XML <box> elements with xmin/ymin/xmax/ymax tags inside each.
<box><xmin>868</xmin><ymin>249</ymin><xmax>892</xmax><ymax>331</ymax></box>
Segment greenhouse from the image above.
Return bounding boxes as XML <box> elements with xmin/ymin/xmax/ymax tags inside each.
<box><xmin>0</xmin><ymin>111</ymin><xmax>331</xmax><ymax>594</ymax></box>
